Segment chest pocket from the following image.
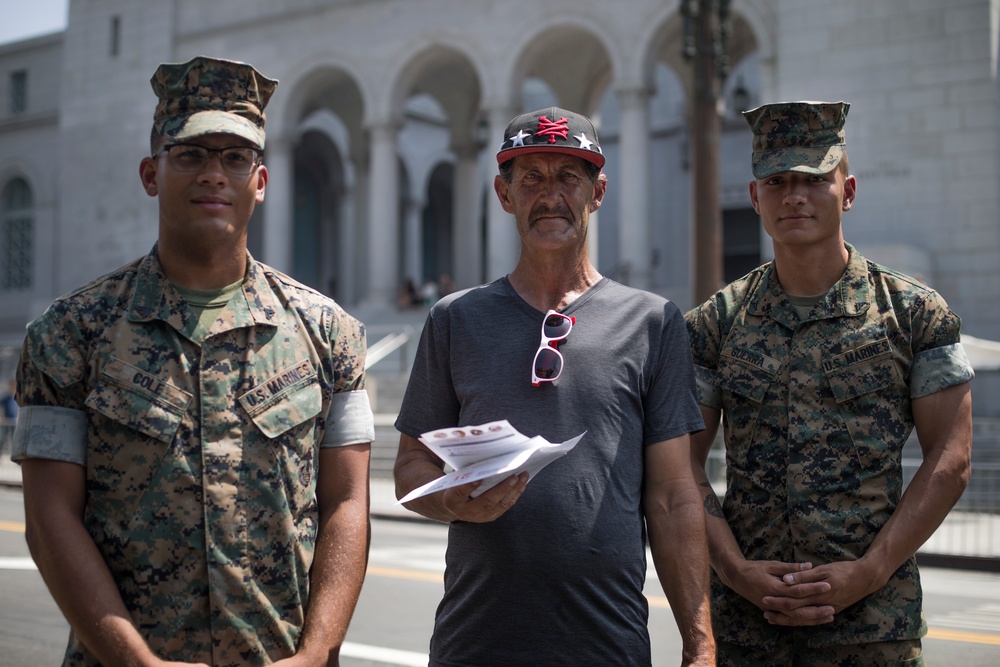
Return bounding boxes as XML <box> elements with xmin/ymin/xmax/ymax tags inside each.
<box><xmin>822</xmin><ymin>337</ymin><xmax>907</xmax><ymax>470</ymax></box>
<box><xmin>823</xmin><ymin>337</ymin><xmax>901</xmax><ymax>404</ymax></box>
<box><xmin>239</xmin><ymin>359</ymin><xmax>323</xmax><ymax>438</ymax></box>
<box><xmin>85</xmin><ymin>357</ymin><xmax>192</xmax><ymax>443</ymax></box>
<box><xmin>716</xmin><ymin>347</ymin><xmax>781</xmax><ymax>404</ymax></box>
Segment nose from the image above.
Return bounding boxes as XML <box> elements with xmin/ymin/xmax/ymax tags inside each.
<box><xmin>535</xmin><ymin>176</ymin><xmax>564</xmax><ymax>202</ymax></box>
<box><xmin>197</xmin><ymin>151</ymin><xmax>228</xmax><ymax>181</ymax></box>
<box><xmin>781</xmin><ymin>180</ymin><xmax>807</xmax><ymax>205</ymax></box>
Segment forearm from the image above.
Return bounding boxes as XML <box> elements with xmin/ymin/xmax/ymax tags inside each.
<box><xmin>689</xmin><ymin>452</ymin><xmax>750</xmax><ymax>587</ymax></box>
<box><xmin>648</xmin><ymin>487</ymin><xmax>715</xmax><ymax>662</ymax></box>
<box><xmin>295</xmin><ymin>445</ymin><xmax>373</xmax><ymax>665</ymax></box>
<box><xmin>862</xmin><ymin>448</ymin><xmax>970</xmax><ymax>584</ymax></box>
<box><xmin>296</xmin><ymin>495</ymin><xmax>371</xmax><ymax>664</ymax></box>
<box><xmin>862</xmin><ymin>383</ymin><xmax>972</xmax><ymax>586</ymax></box>
<box><xmin>393</xmin><ymin>434</ymin><xmax>456</xmax><ymax>523</ymax></box>
<box><xmin>23</xmin><ymin>464</ymin><xmax>156</xmax><ymax>666</ymax></box>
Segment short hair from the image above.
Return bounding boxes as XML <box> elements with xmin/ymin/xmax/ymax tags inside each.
<box><xmin>838</xmin><ymin>153</ymin><xmax>850</xmax><ymax>176</ymax></box>
<box><xmin>150</xmin><ymin>128</ymin><xmax>165</xmax><ymax>156</ymax></box>
<box><xmin>498</xmin><ymin>156</ymin><xmax>601</xmax><ymax>184</ymax></box>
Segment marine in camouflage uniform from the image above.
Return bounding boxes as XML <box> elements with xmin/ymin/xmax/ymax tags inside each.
<box><xmin>685</xmin><ymin>101</ymin><xmax>974</xmax><ymax>666</ymax></box>
<box><xmin>13</xmin><ymin>57</ymin><xmax>374</xmax><ymax>666</ymax></box>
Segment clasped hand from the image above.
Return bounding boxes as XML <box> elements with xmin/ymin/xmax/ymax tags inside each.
<box><xmin>726</xmin><ymin>559</ymin><xmax>881</xmax><ymax>626</ymax></box>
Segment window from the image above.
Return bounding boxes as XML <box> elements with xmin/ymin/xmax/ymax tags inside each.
<box><xmin>9</xmin><ymin>70</ymin><xmax>27</xmax><ymax>115</ymax></box>
<box><xmin>723</xmin><ymin>207</ymin><xmax>761</xmax><ymax>282</ymax></box>
<box><xmin>1</xmin><ymin>179</ymin><xmax>33</xmax><ymax>290</ymax></box>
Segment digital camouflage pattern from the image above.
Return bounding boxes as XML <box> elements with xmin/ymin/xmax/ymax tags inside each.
<box><xmin>717</xmin><ymin>636</ymin><xmax>923</xmax><ymax>667</ymax></box>
<box><xmin>15</xmin><ymin>247</ymin><xmax>367</xmax><ymax>666</ymax></box>
<box><xmin>151</xmin><ymin>56</ymin><xmax>278</xmax><ymax>149</ymax></box>
<box><xmin>684</xmin><ymin>244</ymin><xmax>974</xmax><ymax>651</ymax></box>
<box><xmin>743</xmin><ymin>101</ymin><xmax>849</xmax><ymax>179</ymax></box>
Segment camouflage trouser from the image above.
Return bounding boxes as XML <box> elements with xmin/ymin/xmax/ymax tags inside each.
<box><xmin>717</xmin><ymin>637</ymin><xmax>923</xmax><ymax>666</ymax></box>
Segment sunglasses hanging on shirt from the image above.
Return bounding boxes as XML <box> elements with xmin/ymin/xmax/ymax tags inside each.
<box><xmin>531</xmin><ymin>309</ymin><xmax>574</xmax><ymax>386</ymax></box>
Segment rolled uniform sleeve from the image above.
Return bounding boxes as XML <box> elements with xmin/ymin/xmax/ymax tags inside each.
<box><xmin>692</xmin><ymin>365</ymin><xmax>723</xmax><ymax>410</ymax></box>
<box><xmin>11</xmin><ymin>406</ymin><xmax>88</xmax><ymax>464</ymax></box>
<box><xmin>911</xmin><ymin>342</ymin><xmax>974</xmax><ymax>398</ymax></box>
<box><xmin>323</xmin><ymin>305</ymin><xmax>374</xmax><ymax>446</ymax></box>
<box><xmin>685</xmin><ymin>281</ymin><xmax>742</xmax><ymax>411</ymax></box>
<box><xmin>13</xmin><ymin>301</ymin><xmax>90</xmax><ymax>465</ymax></box>
<box><xmin>321</xmin><ymin>390</ymin><xmax>374</xmax><ymax>447</ymax></box>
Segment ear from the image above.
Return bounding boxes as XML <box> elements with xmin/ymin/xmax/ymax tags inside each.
<box><xmin>139</xmin><ymin>157</ymin><xmax>158</xmax><ymax>197</ymax></box>
<box><xmin>589</xmin><ymin>172</ymin><xmax>608</xmax><ymax>211</ymax></box>
<box><xmin>841</xmin><ymin>174</ymin><xmax>856</xmax><ymax>212</ymax></box>
<box><xmin>494</xmin><ymin>175</ymin><xmax>515</xmax><ymax>214</ymax></box>
<box><xmin>748</xmin><ymin>180</ymin><xmax>761</xmax><ymax>214</ymax></box>
<box><xmin>255</xmin><ymin>164</ymin><xmax>268</xmax><ymax>203</ymax></box>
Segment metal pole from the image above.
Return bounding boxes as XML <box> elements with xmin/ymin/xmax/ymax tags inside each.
<box><xmin>683</xmin><ymin>0</ymin><xmax>727</xmax><ymax>304</ymax></box>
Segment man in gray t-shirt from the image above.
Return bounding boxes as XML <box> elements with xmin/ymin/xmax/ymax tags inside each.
<box><xmin>394</xmin><ymin>107</ymin><xmax>715</xmax><ymax>667</ymax></box>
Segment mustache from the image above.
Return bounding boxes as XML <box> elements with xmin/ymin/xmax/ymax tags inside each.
<box><xmin>529</xmin><ymin>204</ymin><xmax>573</xmax><ymax>223</ymax></box>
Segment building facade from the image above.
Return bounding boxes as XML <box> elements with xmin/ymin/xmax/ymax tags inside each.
<box><xmin>0</xmin><ymin>0</ymin><xmax>998</xmax><ymax>355</ymax></box>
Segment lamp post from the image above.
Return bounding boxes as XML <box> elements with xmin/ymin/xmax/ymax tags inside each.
<box><xmin>682</xmin><ymin>0</ymin><xmax>732</xmax><ymax>304</ymax></box>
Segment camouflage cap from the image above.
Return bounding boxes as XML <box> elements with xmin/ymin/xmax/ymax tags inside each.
<box><xmin>497</xmin><ymin>107</ymin><xmax>605</xmax><ymax>168</ymax></box>
<box><xmin>150</xmin><ymin>56</ymin><xmax>278</xmax><ymax>150</ymax></box>
<box><xmin>743</xmin><ymin>101</ymin><xmax>850</xmax><ymax>179</ymax></box>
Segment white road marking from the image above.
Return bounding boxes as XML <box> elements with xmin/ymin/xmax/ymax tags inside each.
<box><xmin>341</xmin><ymin>641</ymin><xmax>428</xmax><ymax>666</ymax></box>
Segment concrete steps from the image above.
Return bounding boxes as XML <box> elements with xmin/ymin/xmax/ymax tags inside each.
<box><xmin>366</xmin><ymin>371</ymin><xmax>410</xmax><ymax>480</ymax></box>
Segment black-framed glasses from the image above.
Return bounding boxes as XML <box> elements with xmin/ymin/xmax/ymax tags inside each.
<box><xmin>531</xmin><ymin>309</ymin><xmax>574</xmax><ymax>386</ymax></box>
<box><xmin>157</xmin><ymin>143</ymin><xmax>262</xmax><ymax>176</ymax></box>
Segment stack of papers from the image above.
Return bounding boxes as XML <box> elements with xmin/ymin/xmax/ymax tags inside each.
<box><xmin>398</xmin><ymin>419</ymin><xmax>585</xmax><ymax>504</ymax></box>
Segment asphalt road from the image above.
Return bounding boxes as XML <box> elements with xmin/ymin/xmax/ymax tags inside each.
<box><xmin>1</xmin><ymin>486</ymin><xmax>999</xmax><ymax>665</ymax></box>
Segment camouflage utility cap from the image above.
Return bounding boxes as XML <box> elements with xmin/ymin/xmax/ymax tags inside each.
<box><xmin>743</xmin><ymin>101</ymin><xmax>849</xmax><ymax>179</ymax></box>
<box><xmin>151</xmin><ymin>56</ymin><xmax>278</xmax><ymax>150</ymax></box>
<box><xmin>497</xmin><ymin>106</ymin><xmax>605</xmax><ymax>168</ymax></box>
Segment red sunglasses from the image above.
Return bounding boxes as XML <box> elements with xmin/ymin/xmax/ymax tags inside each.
<box><xmin>531</xmin><ymin>309</ymin><xmax>575</xmax><ymax>386</ymax></box>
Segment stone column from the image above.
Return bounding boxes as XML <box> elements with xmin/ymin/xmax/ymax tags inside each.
<box><xmin>403</xmin><ymin>194</ymin><xmax>423</xmax><ymax>285</ymax></box>
<box><xmin>617</xmin><ymin>87</ymin><xmax>652</xmax><ymax>289</ymax></box>
<box><xmin>452</xmin><ymin>143</ymin><xmax>482</xmax><ymax>288</ymax></box>
<box><xmin>338</xmin><ymin>186</ymin><xmax>357</xmax><ymax>304</ymax></box>
<box><xmin>261</xmin><ymin>135</ymin><xmax>293</xmax><ymax>273</ymax></box>
<box><xmin>485</xmin><ymin>104</ymin><xmax>519</xmax><ymax>279</ymax></box>
<box><xmin>365</xmin><ymin>121</ymin><xmax>400</xmax><ymax>306</ymax></box>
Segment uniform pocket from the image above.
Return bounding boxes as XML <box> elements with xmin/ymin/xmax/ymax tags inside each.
<box><xmin>824</xmin><ymin>338</ymin><xmax>899</xmax><ymax>404</ymax></box>
<box><xmin>823</xmin><ymin>338</ymin><xmax>906</xmax><ymax>471</ymax></box>
<box><xmin>239</xmin><ymin>360</ymin><xmax>323</xmax><ymax>439</ymax></box>
<box><xmin>716</xmin><ymin>347</ymin><xmax>780</xmax><ymax>404</ymax></box>
<box><xmin>85</xmin><ymin>357</ymin><xmax>191</xmax><ymax>443</ymax></box>
<box><xmin>83</xmin><ymin>358</ymin><xmax>193</xmax><ymax>547</ymax></box>
<box><xmin>715</xmin><ymin>349</ymin><xmax>781</xmax><ymax>471</ymax></box>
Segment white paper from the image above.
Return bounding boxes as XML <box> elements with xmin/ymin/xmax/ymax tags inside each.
<box><xmin>398</xmin><ymin>420</ymin><xmax>585</xmax><ymax>504</ymax></box>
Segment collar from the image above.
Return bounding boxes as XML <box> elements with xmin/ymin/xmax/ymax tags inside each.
<box><xmin>128</xmin><ymin>244</ymin><xmax>279</xmax><ymax>338</ymax></box>
<box><xmin>746</xmin><ymin>243</ymin><xmax>872</xmax><ymax>329</ymax></box>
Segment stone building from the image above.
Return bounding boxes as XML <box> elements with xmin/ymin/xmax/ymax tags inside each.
<box><xmin>0</xmin><ymin>0</ymin><xmax>998</xmax><ymax>354</ymax></box>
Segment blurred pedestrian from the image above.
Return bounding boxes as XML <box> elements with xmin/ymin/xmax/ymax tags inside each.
<box><xmin>0</xmin><ymin>379</ymin><xmax>16</xmax><ymax>455</ymax></box>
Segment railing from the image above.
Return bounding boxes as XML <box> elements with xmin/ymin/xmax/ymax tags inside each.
<box><xmin>913</xmin><ymin>459</ymin><xmax>1000</xmax><ymax>566</ymax></box>
<box><xmin>364</xmin><ymin>326</ymin><xmax>414</xmax><ymax>372</ymax></box>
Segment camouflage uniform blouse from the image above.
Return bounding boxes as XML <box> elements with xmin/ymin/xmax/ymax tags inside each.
<box><xmin>12</xmin><ymin>248</ymin><xmax>372</xmax><ymax>666</ymax></box>
<box><xmin>684</xmin><ymin>244</ymin><xmax>973</xmax><ymax>650</ymax></box>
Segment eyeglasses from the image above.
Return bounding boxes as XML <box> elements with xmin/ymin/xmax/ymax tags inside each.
<box><xmin>531</xmin><ymin>309</ymin><xmax>574</xmax><ymax>386</ymax></box>
<box><xmin>157</xmin><ymin>143</ymin><xmax>262</xmax><ymax>175</ymax></box>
